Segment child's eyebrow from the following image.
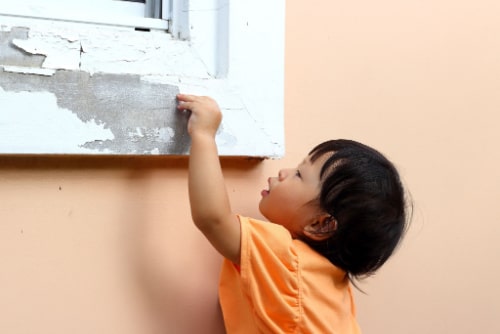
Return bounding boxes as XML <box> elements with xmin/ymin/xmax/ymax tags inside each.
<box><xmin>302</xmin><ymin>157</ymin><xmax>312</xmax><ymax>166</ymax></box>
<box><xmin>298</xmin><ymin>158</ymin><xmax>313</xmax><ymax>171</ymax></box>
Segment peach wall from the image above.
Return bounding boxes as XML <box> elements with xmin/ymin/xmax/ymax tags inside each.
<box><xmin>1</xmin><ymin>1</ymin><xmax>500</xmax><ymax>333</ymax></box>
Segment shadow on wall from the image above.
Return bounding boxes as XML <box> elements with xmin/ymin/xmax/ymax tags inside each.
<box><xmin>118</xmin><ymin>168</ymin><xmax>228</xmax><ymax>333</ymax></box>
<box><xmin>0</xmin><ymin>155</ymin><xmax>264</xmax><ymax>171</ymax></box>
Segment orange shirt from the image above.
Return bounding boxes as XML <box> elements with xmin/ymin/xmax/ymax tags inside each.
<box><xmin>219</xmin><ymin>216</ymin><xmax>361</xmax><ymax>334</ymax></box>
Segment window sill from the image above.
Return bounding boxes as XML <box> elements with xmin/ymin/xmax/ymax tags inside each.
<box><xmin>0</xmin><ymin>1</ymin><xmax>285</xmax><ymax>158</ymax></box>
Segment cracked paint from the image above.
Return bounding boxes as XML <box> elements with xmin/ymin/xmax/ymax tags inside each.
<box><xmin>2</xmin><ymin>22</ymin><xmax>210</xmax><ymax>76</ymax></box>
<box><xmin>0</xmin><ymin>26</ymin><xmax>46</xmax><ymax>68</ymax></box>
<box><xmin>0</xmin><ymin>1</ymin><xmax>285</xmax><ymax>157</ymax></box>
<box><xmin>0</xmin><ymin>70</ymin><xmax>188</xmax><ymax>155</ymax></box>
<box><xmin>3</xmin><ymin>65</ymin><xmax>56</xmax><ymax>76</ymax></box>
<box><xmin>12</xmin><ymin>29</ymin><xmax>81</xmax><ymax>70</ymax></box>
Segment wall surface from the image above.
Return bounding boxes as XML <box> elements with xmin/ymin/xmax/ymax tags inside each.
<box><xmin>1</xmin><ymin>0</ymin><xmax>500</xmax><ymax>333</ymax></box>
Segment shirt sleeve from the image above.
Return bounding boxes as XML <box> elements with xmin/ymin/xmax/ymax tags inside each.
<box><xmin>238</xmin><ymin>215</ymin><xmax>302</xmax><ymax>333</ymax></box>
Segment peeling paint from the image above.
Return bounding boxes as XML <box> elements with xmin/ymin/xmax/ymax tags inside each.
<box><xmin>1</xmin><ymin>21</ymin><xmax>211</xmax><ymax>77</ymax></box>
<box><xmin>12</xmin><ymin>29</ymin><xmax>81</xmax><ymax>70</ymax></box>
<box><xmin>3</xmin><ymin>65</ymin><xmax>55</xmax><ymax>76</ymax></box>
<box><xmin>0</xmin><ymin>0</ymin><xmax>285</xmax><ymax>157</ymax></box>
<box><xmin>0</xmin><ymin>70</ymin><xmax>189</xmax><ymax>154</ymax></box>
<box><xmin>0</xmin><ymin>26</ymin><xmax>46</xmax><ymax>68</ymax></box>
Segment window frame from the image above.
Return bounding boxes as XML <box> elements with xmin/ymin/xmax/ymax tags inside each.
<box><xmin>0</xmin><ymin>0</ymin><xmax>170</xmax><ymax>31</ymax></box>
<box><xmin>0</xmin><ymin>0</ymin><xmax>285</xmax><ymax>157</ymax></box>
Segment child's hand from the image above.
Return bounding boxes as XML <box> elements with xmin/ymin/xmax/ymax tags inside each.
<box><xmin>177</xmin><ymin>94</ymin><xmax>222</xmax><ymax>138</ymax></box>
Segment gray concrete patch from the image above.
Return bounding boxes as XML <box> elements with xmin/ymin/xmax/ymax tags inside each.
<box><xmin>0</xmin><ymin>69</ymin><xmax>189</xmax><ymax>154</ymax></box>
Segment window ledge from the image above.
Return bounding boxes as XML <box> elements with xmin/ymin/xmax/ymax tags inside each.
<box><xmin>0</xmin><ymin>0</ymin><xmax>285</xmax><ymax>158</ymax></box>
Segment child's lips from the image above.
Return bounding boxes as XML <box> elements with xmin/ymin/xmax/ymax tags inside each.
<box><xmin>260</xmin><ymin>178</ymin><xmax>271</xmax><ymax>197</ymax></box>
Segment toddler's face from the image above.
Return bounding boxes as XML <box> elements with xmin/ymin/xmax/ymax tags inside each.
<box><xmin>259</xmin><ymin>154</ymin><xmax>326</xmax><ymax>237</ymax></box>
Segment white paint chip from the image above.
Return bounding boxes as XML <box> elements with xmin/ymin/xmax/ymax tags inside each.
<box><xmin>158</xmin><ymin>127</ymin><xmax>174</xmax><ymax>141</ymax></box>
<box><xmin>2</xmin><ymin>65</ymin><xmax>56</xmax><ymax>76</ymax></box>
<box><xmin>12</xmin><ymin>29</ymin><xmax>81</xmax><ymax>70</ymax></box>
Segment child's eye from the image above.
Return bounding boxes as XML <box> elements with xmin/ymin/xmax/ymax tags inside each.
<box><xmin>295</xmin><ymin>169</ymin><xmax>302</xmax><ymax>178</ymax></box>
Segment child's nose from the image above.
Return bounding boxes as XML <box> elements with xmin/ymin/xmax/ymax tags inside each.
<box><xmin>278</xmin><ymin>169</ymin><xmax>289</xmax><ymax>181</ymax></box>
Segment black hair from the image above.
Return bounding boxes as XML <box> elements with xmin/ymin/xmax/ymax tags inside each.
<box><xmin>303</xmin><ymin>139</ymin><xmax>411</xmax><ymax>279</ymax></box>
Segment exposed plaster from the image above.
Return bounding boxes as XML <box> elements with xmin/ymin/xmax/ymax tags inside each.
<box><xmin>0</xmin><ymin>26</ymin><xmax>46</xmax><ymax>68</ymax></box>
<box><xmin>0</xmin><ymin>24</ymin><xmax>203</xmax><ymax>154</ymax></box>
<box><xmin>0</xmin><ymin>70</ymin><xmax>188</xmax><ymax>154</ymax></box>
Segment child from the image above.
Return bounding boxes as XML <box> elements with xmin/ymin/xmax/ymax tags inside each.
<box><xmin>177</xmin><ymin>94</ymin><xmax>410</xmax><ymax>333</ymax></box>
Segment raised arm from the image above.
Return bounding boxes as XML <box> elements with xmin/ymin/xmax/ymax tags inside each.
<box><xmin>177</xmin><ymin>94</ymin><xmax>241</xmax><ymax>264</ymax></box>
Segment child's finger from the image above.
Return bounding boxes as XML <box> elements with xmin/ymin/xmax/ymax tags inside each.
<box><xmin>177</xmin><ymin>93</ymin><xmax>197</xmax><ymax>102</ymax></box>
<box><xmin>177</xmin><ymin>101</ymin><xmax>193</xmax><ymax>111</ymax></box>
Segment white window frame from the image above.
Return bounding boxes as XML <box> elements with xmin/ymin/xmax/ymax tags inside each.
<box><xmin>0</xmin><ymin>0</ymin><xmax>285</xmax><ymax>157</ymax></box>
<box><xmin>0</xmin><ymin>0</ymin><xmax>170</xmax><ymax>30</ymax></box>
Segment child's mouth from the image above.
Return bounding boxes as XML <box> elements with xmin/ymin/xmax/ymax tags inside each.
<box><xmin>261</xmin><ymin>178</ymin><xmax>271</xmax><ymax>197</ymax></box>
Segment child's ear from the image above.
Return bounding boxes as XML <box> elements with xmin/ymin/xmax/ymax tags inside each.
<box><xmin>303</xmin><ymin>214</ymin><xmax>337</xmax><ymax>241</ymax></box>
